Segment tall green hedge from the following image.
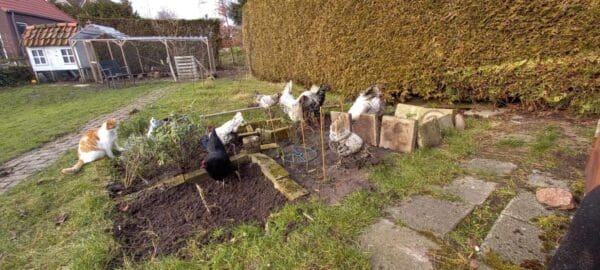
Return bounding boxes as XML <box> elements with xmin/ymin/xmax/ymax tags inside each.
<box><xmin>0</xmin><ymin>67</ymin><xmax>33</xmax><ymax>88</ymax></box>
<box><xmin>243</xmin><ymin>1</ymin><xmax>600</xmax><ymax>113</ymax></box>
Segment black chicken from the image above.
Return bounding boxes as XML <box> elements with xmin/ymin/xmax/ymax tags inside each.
<box><xmin>202</xmin><ymin>129</ymin><xmax>234</xmax><ymax>181</ymax></box>
<box><xmin>299</xmin><ymin>84</ymin><xmax>330</xmax><ymax>125</ymax></box>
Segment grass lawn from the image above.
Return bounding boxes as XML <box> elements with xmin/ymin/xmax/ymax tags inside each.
<box><xmin>0</xmin><ymin>82</ymin><xmax>168</xmax><ymax>164</ymax></box>
<box><xmin>0</xmin><ymin>77</ymin><xmax>495</xmax><ymax>269</ymax></box>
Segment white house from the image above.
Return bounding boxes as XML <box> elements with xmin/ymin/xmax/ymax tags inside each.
<box><xmin>21</xmin><ymin>23</ymin><xmax>80</xmax><ymax>82</ymax></box>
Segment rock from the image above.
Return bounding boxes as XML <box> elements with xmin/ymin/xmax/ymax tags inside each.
<box><xmin>527</xmin><ymin>172</ymin><xmax>567</xmax><ymax>188</ymax></box>
<box><xmin>536</xmin><ymin>187</ymin><xmax>575</xmax><ymax>210</ymax></box>
<box><xmin>330</xmin><ymin>111</ymin><xmax>352</xmax><ymax>131</ymax></box>
<box><xmin>352</xmin><ymin>113</ymin><xmax>379</xmax><ymax>146</ymax></box>
<box><xmin>481</xmin><ymin>214</ymin><xmax>546</xmax><ymax>265</ymax></box>
<box><xmin>395</xmin><ymin>104</ymin><xmax>454</xmax><ymax>131</ymax></box>
<box><xmin>417</xmin><ymin>118</ymin><xmax>442</xmax><ymax>148</ymax></box>
<box><xmin>379</xmin><ymin>116</ymin><xmax>417</xmax><ymax>153</ymax></box>
<box><xmin>359</xmin><ymin>219</ymin><xmax>439</xmax><ymax>270</ymax></box>
<box><xmin>464</xmin><ymin>109</ymin><xmax>506</xmax><ymax>119</ymax></box>
<box><xmin>455</xmin><ymin>113</ymin><xmax>466</xmax><ymax>130</ymax></box>
<box><xmin>386</xmin><ymin>195</ymin><xmax>474</xmax><ymax>237</ymax></box>
<box><xmin>503</xmin><ymin>191</ymin><xmax>552</xmax><ymax>222</ymax></box>
<box><xmin>464</xmin><ymin>158</ymin><xmax>517</xmax><ymax>176</ymax></box>
<box><xmin>444</xmin><ymin>176</ymin><xmax>497</xmax><ymax>205</ymax></box>
<box><xmin>469</xmin><ymin>259</ymin><xmax>479</xmax><ymax>269</ymax></box>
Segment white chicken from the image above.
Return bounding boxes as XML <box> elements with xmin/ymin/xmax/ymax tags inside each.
<box><xmin>215</xmin><ymin>112</ymin><xmax>245</xmax><ymax>145</ymax></box>
<box><xmin>279</xmin><ymin>81</ymin><xmax>303</xmax><ymax>122</ymax></box>
<box><xmin>255</xmin><ymin>92</ymin><xmax>281</xmax><ymax>109</ymax></box>
<box><xmin>348</xmin><ymin>85</ymin><xmax>385</xmax><ymax>120</ymax></box>
<box><xmin>329</xmin><ymin>114</ymin><xmax>364</xmax><ymax>156</ymax></box>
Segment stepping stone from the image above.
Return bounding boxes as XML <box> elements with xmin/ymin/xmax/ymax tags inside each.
<box><xmin>359</xmin><ymin>219</ymin><xmax>439</xmax><ymax>270</ymax></box>
<box><xmin>386</xmin><ymin>195</ymin><xmax>473</xmax><ymax>237</ymax></box>
<box><xmin>417</xmin><ymin>118</ymin><xmax>442</xmax><ymax>148</ymax></box>
<box><xmin>503</xmin><ymin>191</ymin><xmax>552</xmax><ymax>222</ymax></box>
<box><xmin>444</xmin><ymin>176</ymin><xmax>497</xmax><ymax>205</ymax></box>
<box><xmin>464</xmin><ymin>109</ymin><xmax>506</xmax><ymax>119</ymax></box>
<box><xmin>464</xmin><ymin>158</ymin><xmax>517</xmax><ymax>176</ymax></box>
<box><xmin>352</xmin><ymin>113</ymin><xmax>379</xmax><ymax>146</ymax></box>
<box><xmin>379</xmin><ymin>116</ymin><xmax>417</xmax><ymax>153</ymax></box>
<box><xmin>481</xmin><ymin>214</ymin><xmax>546</xmax><ymax>265</ymax></box>
<box><xmin>527</xmin><ymin>171</ymin><xmax>567</xmax><ymax>188</ymax></box>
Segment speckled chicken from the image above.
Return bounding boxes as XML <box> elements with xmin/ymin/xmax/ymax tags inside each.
<box><xmin>348</xmin><ymin>85</ymin><xmax>385</xmax><ymax>120</ymax></box>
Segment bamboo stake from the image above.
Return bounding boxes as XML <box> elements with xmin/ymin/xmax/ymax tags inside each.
<box><xmin>319</xmin><ymin>107</ymin><xmax>327</xmax><ymax>181</ymax></box>
<box><xmin>300</xmin><ymin>120</ymin><xmax>309</xmax><ymax>170</ymax></box>
<box><xmin>194</xmin><ymin>184</ymin><xmax>211</xmax><ymax>214</ymax></box>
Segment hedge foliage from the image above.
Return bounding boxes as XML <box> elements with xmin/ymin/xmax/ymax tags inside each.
<box><xmin>243</xmin><ymin>1</ymin><xmax>600</xmax><ymax>113</ymax></box>
<box><xmin>80</xmin><ymin>17</ymin><xmax>221</xmax><ymax>71</ymax></box>
<box><xmin>0</xmin><ymin>67</ymin><xmax>33</xmax><ymax>88</ymax></box>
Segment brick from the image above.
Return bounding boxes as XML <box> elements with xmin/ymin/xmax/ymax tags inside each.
<box><xmin>330</xmin><ymin>111</ymin><xmax>351</xmax><ymax>132</ymax></box>
<box><xmin>417</xmin><ymin>118</ymin><xmax>442</xmax><ymax>148</ymax></box>
<box><xmin>352</xmin><ymin>113</ymin><xmax>380</xmax><ymax>146</ymax></box>
<box><xmin>379</xmin><ymin>116</ymin><xmax>417</xmax><ymax>153</ymax></box>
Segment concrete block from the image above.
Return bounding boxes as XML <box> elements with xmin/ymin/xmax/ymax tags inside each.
<box><xmin>464</xmin><ymin>158</ymin><xmax>517</xmax><ymax>176</ymax></box>
<box><xmin>417</xmin><ymin>118</ymin><xmax>442</xmax><ymax>148</ymax></box>
<box><xmin>352</xmin><ymin>113</ymin><xmax>379</xmax><ymax>146</ymax></box>
<box><xmin>394</xmin><ymin>104</ymin><xmax>455</xmax><ymax>131</ymax></box>
<box><xmin>482</xmin><ymin>214</ymin><xmax>546</xmax><ymax>265</ymax></box>
<box><xmin>379</xmin><ymin>116</ymin><xmax>417</xmax><ymax>153</ymax></box>
<box><xmin>249</xmin><ymin>153</ymin><xmax>308</xmax><ymax>201</ymax></box>
<box><xmin>444</xmin><ymin>176</ymin><xmax>497</xmax><ymax>205</ymax></box>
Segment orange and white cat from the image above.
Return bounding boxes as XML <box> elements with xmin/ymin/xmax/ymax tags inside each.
<box><xmin>62</xmin><ymin>118</ymin><xmax>124</xmax><ymax>174</ymax></box>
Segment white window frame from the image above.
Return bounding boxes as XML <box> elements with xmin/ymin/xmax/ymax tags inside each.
<box><xmin>31</xmin><ymin>49</ymin><xmax>47</xmax><ymax>66</ymax></box>
<box><xmin>61</xmin><ymin>48</ymin><xmax>75</xmax><ymax>64</ymax></box>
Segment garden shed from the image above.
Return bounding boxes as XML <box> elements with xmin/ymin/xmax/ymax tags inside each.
<box><xmin>70</xmin><ymin>24</ymin><xmax>216</xmax><ymax>83</ymax></box>
<box><xmin>21</xmin><ymin>23</ymin><xmax>79</xmax><ymax>82</ymax></box>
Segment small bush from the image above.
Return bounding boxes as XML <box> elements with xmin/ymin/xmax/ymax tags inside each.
<box><xmin>0</xmin><ymin>67</ymin><xmax>34</xmax><ymax>87</ymax></box>
<box><xmin>120</xmin><ymin>113</ymin><xmax>206</xmax><ymax>187</ymax></box>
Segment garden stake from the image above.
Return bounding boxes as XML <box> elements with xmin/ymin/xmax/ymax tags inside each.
<box><xmin>300</xmin><ymin>119</ymin><xmax>309</xmax><ymax>170</ymax></box>
<box><xmin>194</xmin><ymin>184</ymin><xmax>212</xmax><ymax>214</ymax></box>
<box><xmin>319</xmin><ymin>107</ymin><xmax>327</xmax><ymax>181</ymax></box>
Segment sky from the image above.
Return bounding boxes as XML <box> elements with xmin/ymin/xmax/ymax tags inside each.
<box><xmin>125</xmin><ymin>0</ymin><xmax>221</xmax><ymax>20</ymax></box>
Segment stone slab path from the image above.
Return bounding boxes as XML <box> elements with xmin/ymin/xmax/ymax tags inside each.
<box><xmin>360</xmin><ymin>175</ymin><xmax>498</xmax><ymax>269</ymax></box>
<box><xmin>0</xmin><ymin>87</ymin><xmax>170</xmax><ymax>194</ymax></box>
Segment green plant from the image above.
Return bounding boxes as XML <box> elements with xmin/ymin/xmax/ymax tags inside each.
<box><xmin>0</xmin><ymin>66</ymin><xmax>33</xmax><ymax>87</ymax></box>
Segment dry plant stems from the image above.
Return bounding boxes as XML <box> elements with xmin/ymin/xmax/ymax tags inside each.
<box><xmin>194</xmin><ymin>184</ymin><xmax>212</xmax><ymax>214</ymax></box>
<box><xmin>319</xmin><ymin>107</ymin><xmax>327</xmax><ymax>181</ymax></box>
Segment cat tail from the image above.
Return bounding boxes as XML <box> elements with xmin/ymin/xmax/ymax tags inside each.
<box><xmin>61</xmin><ymin>159</ymin><xmax>84</xmax><ymax>174</ymax></box>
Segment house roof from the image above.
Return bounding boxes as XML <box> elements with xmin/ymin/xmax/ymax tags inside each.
<box><xmin>71</xmin><ymin>24</ymin><xmax>129</xmax><ymax>40</ymax></box>
<box><xmin>21</xmin><ymin>22</ymin><xmax>78</xmax><ymax>47</ymax></box>
<box><xmin>0</xmin><ymin>0</ymin><xmax>75</xmax><ymax>22</ymax></box>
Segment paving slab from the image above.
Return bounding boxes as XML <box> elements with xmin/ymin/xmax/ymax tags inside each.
<box><xmin>527</xmin><ymin>171</ymin><xmax>568</xmax><ymax>188</ymax></box>
<box><xmin>417</xmin><ymin>118</ymin><xmax>442</xmax><ymax>148</ymax></box>
<box><xmin>481</xmin><ymin>214</ymin><xmax>546</xmax><ymax>265</ymax></box>
<box><xmin>386</xmin><ymin>195</ymin><xmax>473</xmax><ymax>237</ymax></box>
<box><xmin>379</xmin><ymin>116</ymin><xmax>417</xmax><ymax>153</ymax></box>
<box><xmin>444</xmin><ymin>176</ymin><xmax>497</xmax><ymax>205</ymax></box>
<box><xmin>464</xmin><ymin>109</ymin><xmax>506</xmax><ymax>119</ymax></box>
<box><xmin>330</xmin><ymin>111</ymin><xmax>352</xmax><ymax>132</ymax></box>
<box><xmin>464</xmin><ymin>158</ymin><xmax>517</xmax><ymax>176</ymax></box>
<box><xmin>352</xmin><ymin>113</ymin><xmax>379</xmax><ymax>146</ymax></box>
<box><xmin>359</xmin><ymin>218</ymin><xmax>439</xmax><ymax>270</ymax></box>
<box><xmin>503</xmin><ymin>191</ymin><xmax>552</xmax><ymax>222</ymax></box>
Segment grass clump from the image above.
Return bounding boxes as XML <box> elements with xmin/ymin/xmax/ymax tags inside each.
<box><xmin>530</xmin><ymin>126</ymin><xmax>563</xmax><ymax>157</ymax></box>
<box><xmin>534</xmin><ymin>215</ymin><xmax>570</xmax><ymax>253</ymax></box>
<box><xmin>496</xmin><ymin>137</ymin><xmax>527</xmax><ymax>149</ymax></box>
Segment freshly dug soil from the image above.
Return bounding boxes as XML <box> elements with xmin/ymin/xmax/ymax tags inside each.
<box><xmin>113</xmin><ymin>163</ymin><xmax>286</xmax><ymax>261</ymax></box>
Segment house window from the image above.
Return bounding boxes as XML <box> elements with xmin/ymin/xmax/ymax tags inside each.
<box><xmin>31</xmin><ymin>49</ymin><xmax>47</xmax><ymax>65</ymax></box>
<box><xmin>61</xmin><ymin>49</ymin><xmax>75</xmax><ymax>64</ymax></box>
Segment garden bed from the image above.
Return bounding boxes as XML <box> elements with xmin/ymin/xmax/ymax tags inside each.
<box><xmin>113</xmin><ymin>162</ymin><xmax>286</xmax><ymax>261</ymax></box>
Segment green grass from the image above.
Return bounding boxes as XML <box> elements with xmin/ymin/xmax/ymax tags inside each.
<box><xmin>0</xmin><ymin>77</ymin><xmax>494</xmax><ymax>269</ymax></box>
<box><xmin>0</xmin><ymin>152</ymin><xmax>118</xmax><ymax>269</ymax></box>
<box><xmin>530</xmin><ymin>125</ymin><xmax>563</xmax><ymax>157</ymax></box>
<box><xmin>0</xmin><ymin>82</ymin><xmax>166</xmax><ymax>163</ymax></box>
<box><xmin>496</xmin><ymin>137</ymin><xmax>526</xmax><ymax>149</ymax></box>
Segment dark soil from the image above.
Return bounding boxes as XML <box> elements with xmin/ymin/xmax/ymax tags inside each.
<box><xmin>113</xmin><ymin>163</ymin><xmax>286</xmax><ymax>261</ymax></box>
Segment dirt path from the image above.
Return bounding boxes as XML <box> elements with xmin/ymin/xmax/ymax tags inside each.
<box><xmin>0</xmin><ymin>86</ymin><xmax>171</xmax><ymax>194</ymax></box>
